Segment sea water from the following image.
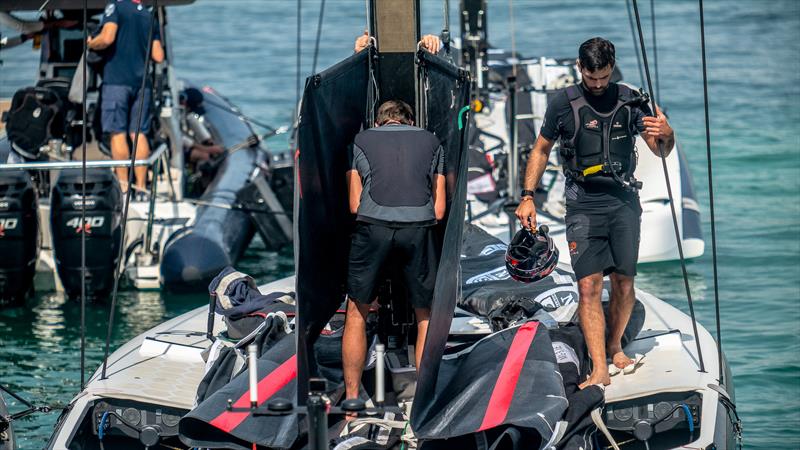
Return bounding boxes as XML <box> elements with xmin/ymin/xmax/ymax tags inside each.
<box><xmin>1</xmin><ymin>1</ymin><xmax>797</xmax><ymax>447</ymax></box>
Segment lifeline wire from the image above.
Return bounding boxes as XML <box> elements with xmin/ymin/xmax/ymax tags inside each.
<box><xmin>295</xmin><ymin>0</ymin><xmax>301</xmax><ymax>119</ymax></box>
<box><xmin>650</xmin><ymin>0</ymin><xmax>659</xmax><ymax>100</ymax></box>
<box><xmin>625</xmin><ymin>0</ymin><xmax>646</xmax><ymax>88</ymax></box>
<box><xmin>102</xmin><ymin>0</ymin><xmax>159</xmax><ymax>379</ymax></box>
<box><xmin>311</xmin><ymin>0</ymin><xmax>325</xmax><ymax>75</ymax></box>
<box><xmin>508</xmin><ymin>0</ymin><xmax>517</xmax><ymax>77</ymax></box>
<box><xmin>699</xmin><ymin>0</ymin><xmax>724</xmax><ymax>384</ymax></box>
<box><xmin>79</xmin><ymin>0</ymin><xmax>89</xmax><ymax>391</ymax></box>
<box><xmin>631</xmin><ymin>0</ymin><xmax>705</xmax><ymax>373</ymax></box>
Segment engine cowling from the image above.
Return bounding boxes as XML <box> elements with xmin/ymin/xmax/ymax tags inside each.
<box><xmin>0</xmin><ymin>171</ymin><xmax>39</xmax><ymax>306</ymax></box>
<box><xmin>50</xmin><ymin>168</ymin><xmax>122</xmax><ymax>301</ymax></box>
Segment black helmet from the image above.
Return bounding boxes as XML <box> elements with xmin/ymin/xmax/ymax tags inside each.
<box><xmin>505</xmin><ymin>225</ymin><xmax>559</xmax><ymax>283</ymax></box>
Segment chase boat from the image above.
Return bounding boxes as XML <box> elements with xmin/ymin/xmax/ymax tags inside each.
<box><xmin>0</xmin><ymin>0</ymin><xmax>293</xmax><ymax>302</ymax></box>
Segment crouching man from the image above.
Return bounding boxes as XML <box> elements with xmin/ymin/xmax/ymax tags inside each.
<box><xmin>342</xmin><ymin>100</ymin><xmax>446</xmax><ymax>402</ymax></box>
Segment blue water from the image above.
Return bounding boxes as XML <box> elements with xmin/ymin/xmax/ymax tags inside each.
<box><xmin>1</xmin><ymin>1</ymin><xmax>798</xmax><ymax>448</ymax></box>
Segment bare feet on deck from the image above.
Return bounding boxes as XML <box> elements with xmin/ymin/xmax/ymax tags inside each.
<box><xmin>607</xmin><ymin>342</ymin><xmax>634</xmax><ymax>369</ymax></box>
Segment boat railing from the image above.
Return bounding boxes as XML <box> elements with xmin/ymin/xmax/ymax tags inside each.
<box><xmin>0</xmin><ymin>142</ymin><xmax>169</xmax><ymax>172</ymax></box>
<box><xmin>0</xmin><ymin>142</ymin><xmax>171</xmax><ymax>259</ymax></box>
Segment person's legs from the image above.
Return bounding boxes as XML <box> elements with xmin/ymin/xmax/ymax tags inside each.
<box><xmin>102</xmin><ymin>84</ymin><xmax>133</xmax><ymax>191</ymax></box>
<box><xmin>109</xmin><ymin>132</ymin><xmax>130</xmax><ymax>191</ymax></box>
<box><xmin>607</xmin><ymin>272</ymin><xmax>636</xmax><ymax>368</ymax></box>
<box><xmin>129</xmin><ymin>87</ymin><xmax>152</xmax><ymax>192</ymax></box>
<box><xmin>130</xmin><ymin>132</ymin><xmax>150</xmax><ymax>191</ymax></box>
<box><xmin>343</xmin><ymin>298</ymin><xmax>372</xmax><ymax>400</ymax></box>
<box><xmin>343</xmin><ymin>222</ymin><xmax>391</xmax><ymax>400</ymax></box>
<box><xmin>397</xmin><ymin>226</ymin><xmax>436</xmax><ymax>371</ymax></box>
<box><xmin>578</xmin><ymin>272</ymin><xmax>609</xmax><ymax>389</ymax></box>
<box><xmin>606</xmin><ymin>200</ymin><xmax>641</xmax><ymax>368</ymax></box>
<box><xmin>414</xmin><ymin>307</ymin><xmax>430</xmax><ymax>370</ymax></box>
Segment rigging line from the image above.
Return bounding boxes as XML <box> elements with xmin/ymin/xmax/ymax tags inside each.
<box><xmin>699</xmin><ymin>0</ymin><xmax>723</xmax><ymax>384</ymax></box>
<box><xmin>625</xmin><ymin>0</ymin><xmax>646</xmax><ymax>88</ymax></box>
<box><xmin>295</xmin><ymin>0</ymin><xmax>301</xmax><ymax>119</ymax></box>
<box><xmin>102</xmin><ymin>0</ymin><xmax>159</xmax><ymax>380</ymax></box>
<box><xmin>79</xmin><ymin>0</ymin><xmax>88</xmax><ymax>391</ymax></box>
<box><xmin>441</xmin><ymin>0</ymin><xmax>450</xmax><ymax>52</ymax></box>
<box><xmin>631</xmin><ymin>0</ymin><xmax>705</xmax><ymax>373</ymax></box>
<box><xmin>311</xmin><ymin>0</ymin><xmax>326</xmax><ymax>75</ymax></box>
<box><xmin>650</xmin><ymin>0</ymin><xmax>660</xmax><ymax>101</ymax></box>
<box><xmin>0</xmin><ymin>384</ymin><xmax>34</xmax><ymax>409</ymax></box>
<box><xmin>508</xmin><ymin>0</ymin><xmax>517</xmax><ymax>77</ymax></box>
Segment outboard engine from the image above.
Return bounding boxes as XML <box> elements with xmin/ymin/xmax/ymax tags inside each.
<box><xmin>50</xmin><ymin>169</ymin><xmax>122</xmax><ymax>301</ymax></box>
<box><xmin>0</xmin><ymin>172</ymin><xmax>39</xmax><ymax>306</ymax></box>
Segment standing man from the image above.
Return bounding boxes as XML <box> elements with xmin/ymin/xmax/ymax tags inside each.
<box><xmin>88</xmin><ymin>0</ymin><xmax>164</xmax><ymax>194</ymax></box>
<box><xmin>515</xmin><ymin>38</ymin><xmax>674</xmax><ymax>388</ymax></box>
<box><xmin>343</xmin><ymin>100</ymin><xmax>446</xmax><ymax>402</ymax></box>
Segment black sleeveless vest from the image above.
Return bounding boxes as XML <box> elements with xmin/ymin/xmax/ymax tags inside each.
<box><xmin>559</xmin><ymin>83</ymin><xmax>641</xmax><ymax>188</ymax></box>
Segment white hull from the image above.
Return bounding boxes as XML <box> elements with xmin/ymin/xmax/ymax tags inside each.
<box><xmin>48</xmin><ymin>272</ymin><xmax>737</xmax><ymax>449</ymax></box>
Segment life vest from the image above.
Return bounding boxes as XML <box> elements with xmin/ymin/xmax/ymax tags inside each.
<box><xmin>559</xmin><ymin>83</ymin><xmax>647</xmax><ymax>191</ymax></box>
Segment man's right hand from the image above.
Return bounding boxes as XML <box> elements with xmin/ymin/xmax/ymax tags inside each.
<box><xmin>515</xmin><ymin>197</ymin><xmax>537</xmax><ymax>230</ymax></box>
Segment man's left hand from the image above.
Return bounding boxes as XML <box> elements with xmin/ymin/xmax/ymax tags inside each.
<box><xmin>419</xmin><ymin>34</ymin><xmax>440</xmax><ymax>53</ymax></box>
<box><xmin>642</xmin><ymin>105</ymin><xmax>673</xmax><ymax>141</ymax></box>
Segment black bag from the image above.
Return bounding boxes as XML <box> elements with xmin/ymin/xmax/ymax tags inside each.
<box><xmin>5</xmin><ymin>86</ymin><xmax>63</xmax><ymax>159</ymax></box>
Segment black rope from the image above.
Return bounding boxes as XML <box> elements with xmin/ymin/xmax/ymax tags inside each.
<box><xmin>625</xmin><ymin>0</ymin><xmax>646</xmax><ymax>88</ymax></box>
<box><xmin>102</xmin><ymin>0</ymin><xmax>159</xmax><ymax>379</ymax></box>
<box><xmin>631</xmin><ymin>0</ymin><xmax>705</xmax><ymax>373</ymax></box>
<box><xmin>79</xmin><ymin>0</ymin><xmax>88</xmax><ymax>391</ymax></box>
<box><xmin>295</xmin><ymin>0</ymin><xmax>302</xmax><ymax>117</ymax></box>
<box><xmin>311</xmin><ymin>0</ymin><xmax>326</xmax><ymax>75</ymax></box>
<box><xmin>650</xmin><ymin>0</ymin><xmax>660</xmax><ymax>101</ymax></box>
<box><xmin>699</xmin><ymin>0</ymin><xmax>723</xmax><ymax>384</ymax></box>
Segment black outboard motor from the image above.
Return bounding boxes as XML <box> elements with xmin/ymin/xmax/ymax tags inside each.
<box><xmin>0</xmin><ymin>172</ymin><xmax>39</xmax><ymax>306</ymax></box>
<box><xmin>50</xmin><ymin>169</ymin><xmax>122</xmax><ymax>301</ymax></box>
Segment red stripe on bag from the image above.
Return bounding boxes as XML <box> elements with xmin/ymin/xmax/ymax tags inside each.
<box><xmin>209</xmin><ymin>355</ymin><xmax>297</xmax><ymax>433</ymax></box>
<box><xmin>478</xmin><ymin>321</ymin><xmax>539</xmax><ymax>431</ymax></box>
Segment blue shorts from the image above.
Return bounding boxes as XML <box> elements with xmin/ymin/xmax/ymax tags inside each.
<box><xmin>101</xmin><ymin>84</ymin><xmax>152</xmax><ymax>134</ymax></box>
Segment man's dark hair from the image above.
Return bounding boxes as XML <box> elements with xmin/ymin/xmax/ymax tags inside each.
<box><xmin>578</xmin><ymin>37</ymin><xmax>616</xmax><ymax>72</ymax></box>
<box><xmin>376</xmin><ymin>100</ymin><xmax>414</xmax><ymax>126</ymax></box>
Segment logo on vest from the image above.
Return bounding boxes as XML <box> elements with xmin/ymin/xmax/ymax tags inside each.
<box><xmin>613</xmin><ymin>121</ymin><xmax>624</xmax><ymax>129</ymax></box>
<box><xmin>584</xmin><ymin>119</ymin><xmax>599</xmax><ymax>130</ymax></box>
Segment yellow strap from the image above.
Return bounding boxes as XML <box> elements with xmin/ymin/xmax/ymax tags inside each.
<box><xmin>582</xmin><ymin>164</ymin><xmax>604</xmax><ymax>176</ymax></box>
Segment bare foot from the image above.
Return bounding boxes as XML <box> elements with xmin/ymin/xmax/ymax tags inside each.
<box><xmin>607</xmin><ymin>342</ymin><xmax>634</xmax><ymax>369</ymax></box>
<box><xmin>579</xmin><ymin>368</ymin><xmax>611</xmax><ymax>390</ymax></box>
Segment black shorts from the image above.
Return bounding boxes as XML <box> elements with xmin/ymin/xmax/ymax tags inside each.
<box><xmin>346</xmin><ymin>222</ymin><xmax>438</xmax><ymax>309</ymax></box>
<box><xmin>565</xmin><ymin>200</ymin><xmax>641</xmax><ymax>280</ymax></box>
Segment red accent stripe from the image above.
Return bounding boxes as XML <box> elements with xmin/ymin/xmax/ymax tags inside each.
<box><xmin>294</xmin><ymin>148</ymin><xmax>302</xmax><ymax>199</ymax></box>
<box><xmin>209</xmin><ymin>355</ymin><xmax>297</xmax><ymax>433</ymax></box>
<box><xmin>478</xmin><ymin>321</ymin><xmax>539</xmax><ymax>432</ymax></box>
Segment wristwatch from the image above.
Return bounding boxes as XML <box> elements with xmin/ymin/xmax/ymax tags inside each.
<box><xmin>520</xmin><ymin>189</ymin><xmax>535</xmax><ymax>200</ymax></box>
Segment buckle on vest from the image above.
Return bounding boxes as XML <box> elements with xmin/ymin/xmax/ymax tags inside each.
<box><xmin>582</xmin><ymin>165</ymin><xmax>604</xmax><ymax>177</ymax></box>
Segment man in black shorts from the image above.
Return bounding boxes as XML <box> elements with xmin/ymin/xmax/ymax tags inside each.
<box><xmin>515</xmin><ymin>37</ymin><xmax>674</xmax><ymax>388</ymax></box>
<box><xmin>343</xmin><ymin>100</ymin><xmax>446</xmax><ymax>401</ymax></box>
